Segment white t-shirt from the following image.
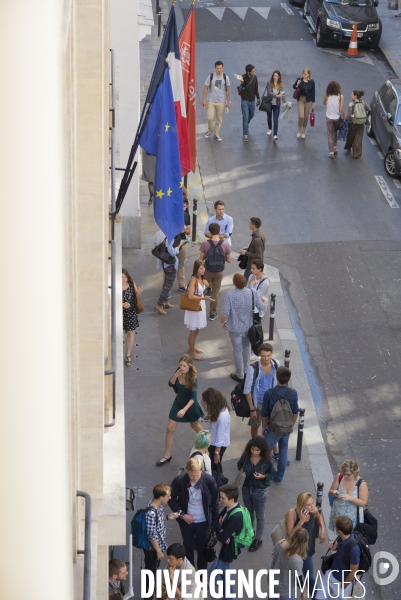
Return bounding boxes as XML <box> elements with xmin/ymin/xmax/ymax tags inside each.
<box><xmin>326</xmin><ymin>95</ymin><xmax>340</xmax><ymax>120</ymax></box>
<box><xmin>187</xmin><ymin>483</ymin><xmax>206</xmax><ymax>523</ymax></box>
<box><xmin>205</xmin><ymin>73</ymin><xmax>230</xmax><ymax>103</ymax></box>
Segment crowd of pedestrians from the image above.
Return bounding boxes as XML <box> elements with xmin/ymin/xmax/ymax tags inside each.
<box><xmin>116</xmin><ymin>62</ymin><xmax>374</xmax><ymax>600</ymax></box>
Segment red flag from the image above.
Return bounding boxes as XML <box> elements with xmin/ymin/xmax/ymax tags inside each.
<box><xmin>179</xmin><ymin>7</ymin><xmax>197</xmax><ymax>173</ymax></box>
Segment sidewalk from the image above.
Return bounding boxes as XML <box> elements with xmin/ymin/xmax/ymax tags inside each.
<box><xmin>377</xmin><ymin>1</ymin><xmax>401</xmax><ymax>78</ymax></box>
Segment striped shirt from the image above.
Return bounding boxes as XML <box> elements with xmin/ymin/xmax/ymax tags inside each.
<box><xmin>221</xmin><ymin>288</ymin><xmax>265</xmax><ymax>333</ymax></box>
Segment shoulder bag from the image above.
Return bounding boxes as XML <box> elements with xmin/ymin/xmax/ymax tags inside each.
<box><xmin>248</xmin><ymin>290</ymin><xmax>263</xmax><ymax>354</ymax></box>
<box><xmin>237</xmin><ymin>74</ymin><xmax>254</xmax><ymax>96</ymax></box>
<box><xmin>151</xmin><ymin>237</ymin><xmax>176</xmax><ymax>265</ymax></box>
<box><xmin>259</xmin><ymin>84</ymin><xmax>272</xmax><ymax>113</ymax></box>
<box><xmin>354</xmin><ymin>479</ymin><xmax>378</xmax><ymax>545</ymax></box>
<box><xmin>180</xmin><ymin>279</ymin><xmax>202</xmax><ymax>312</ymax></box>
<box><xmin>271</xmin><ymin>515</ymin><xmax>287</xmax><ymax>545</ymax></box>
<box><xmin>234</xmin><ymin>467</ymin><xmax>246</xmax><ymax>490</ymax></box>
<box><xmin>328</xmin><ymin>473</ymin><xmax>343</xmax><ymax>507</ymax></box>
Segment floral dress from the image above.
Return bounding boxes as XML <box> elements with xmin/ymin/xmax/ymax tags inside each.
<box><xmin>329</xmin><ymin>478</ymin><xmax>364</xmax><ymax>531</ymax></box>
<box><xmin>122</xmin><ymin>286</ymin><xmax>139</xmax><ymax>332</ymax></box>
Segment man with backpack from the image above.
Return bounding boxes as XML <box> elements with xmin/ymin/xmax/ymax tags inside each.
<box><xmin>132</xmin><ymin>483</ymin><xmax>179</xmax><ymax>597</ymax></box>
<box><xmin>208</xmin><ymin>483</ymin><xmax>253</xmax><ymax>599</ymax></box>
<box><xmin>202</xmin><ymin>61</ymin><xmax>231</xmax><ymax>142</ymax></box>
<box><xmin>243</xmin><ymin>342</ymin><xmax>279</xmax><ymax>438</ymax></box>
<box><xmin>261</xmin><ymin>366</ymin><xmax>299</xmax><ymax>484</ymax></box>
<box><xmin>315</xmin><ymin>516</ymin><xmax>366</xmax><ymax>599</ymax></box>
<box><xmin>200</xmin><ymin>222</ymin><xmax>231</xmax><ymax>321</ymax></box>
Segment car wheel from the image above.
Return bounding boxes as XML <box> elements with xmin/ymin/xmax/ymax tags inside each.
<box><xmin>384</xmin><ymin>150</ymin><xmax>397</xmax><ymax>178</ymax></box>
<box><xmin>366</xmin><ymin>114</ymin><xmax>375</xmax><ymax>138</ymax></box>
<box><xmin>316</xmin><ymin>22</ymin><xmax>326</xmax><ymax>47</ymax></box>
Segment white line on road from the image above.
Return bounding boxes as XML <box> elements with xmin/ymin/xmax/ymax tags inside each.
<box><xmin>368</xmin><ymin>137</ymin><xmax>377</xmax><ymax>145</ymax></box>
<box><xmin>281</xmin><ymin>3</ymin><xmax>294</xmax><ymax>14</ymax></box>
<box><xmin>375</xmin><ymin>176</ymin><xmax>399</xmax><ymax>208</ymax></box>
<box><xmin>377</xmin><ymin>150</ymin><xmax>384</xmax><ymax>159</ymax></box>
<box><xmin>394</xmin><ymin>179</ymin><xmax>401</xmax><ymax>189</ymax></box>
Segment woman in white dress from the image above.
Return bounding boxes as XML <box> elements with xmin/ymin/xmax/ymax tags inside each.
<box><xmin>185</xmin><ymin>260</ymin><xmax>215</xmax><ymax>360</ymax></box>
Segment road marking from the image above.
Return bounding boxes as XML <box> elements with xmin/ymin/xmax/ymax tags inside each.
<box><xmin>394</xmin><ymin>179</ymin><xmax>401</xmax><ymax>189</ymax></box>
<box><xmin>377</xmin><ymin>150</ymin><xmax>384</xmax><ymax>159</ymax></box>
<box><xmin>281</xmin><ymin>3</ymin><xmax>294</xmax><ymax>14</ymax></box>
<box><xmin>375</xmin><ymin>176</ymin><xmax>399</xmax><ymax>208</ymax></box>
<box><xmin>368</xmin><ymin>137</ymin><xmax>377</xmax><ymax>145</ymax></box>
<box><xmin>206</xmin><ymin>7</ymin><xmax>225</xmax><ymax>19</ymax></box>
<box><xmin>230</xmin><ymin>6</ymin><xmax>248</xmax><ymax>19</ymax></box>
<box><xmin>252</xmin><ymin>7</ymin><xmax>271</xmax><ymax>19</ymax></box>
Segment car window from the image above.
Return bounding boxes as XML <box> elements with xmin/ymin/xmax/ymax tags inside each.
<box><xmin>396</xmin><ymin>105</ymin><xmax>401</xmax><ymax>127</ymax></box>
<box><xmin>379</xmin><ymin>87</ymin><xmax>396</xmax><ymax>118</ymax></box>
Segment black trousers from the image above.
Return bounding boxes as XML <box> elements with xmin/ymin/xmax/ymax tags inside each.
<box><xmin>142</xmin><ymin>549</ymin><xmax>160</xmax><ymax>599</ymax></box>
<box><xmin>178</xmin><ymin>519</ymin><xmax>210</xmax><ymax>569</ymax></box>
<box><xmin>208</xmin><ymin>445</ymin><xmax>227</xmax><ymax>472</ymax></box>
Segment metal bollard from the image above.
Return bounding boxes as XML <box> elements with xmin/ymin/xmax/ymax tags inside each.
<box><xmin>192</xmin><ymin>197</ymin><xmax>197</xmax><ymax>242</ymax></box>
<box><xmin>268</xmin><ymin>293</ymin><xmax>276</xmax><ymax>340</ymax></box>
<box><xmin>295</xmin><ymin>408</ymin><xmax>305</xmax><ymax>461</ymax></box>
<box><xmin>124</xmin><ymin>533</ymin><xmax>135</xmax><ymax>599</ymax></box>
<box><xmin>284</xmin><ymin>349</ymin><xmax>291</xmax><ymax>368</ymax></box>
<box><xmin>315</xmin><ymin>482</ymin><xmax>324</xmax><ymax>538</ymax></box>
<box><xmin>157</xmin><ymin>9</ymin><xmax>162</xmax><ymax>36</ymax></box>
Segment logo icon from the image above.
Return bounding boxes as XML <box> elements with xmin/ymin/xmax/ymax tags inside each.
<box><xmin>372</xmin><ymin>551</ymin><xmax>399</xmax><ymax>586</ymax></box>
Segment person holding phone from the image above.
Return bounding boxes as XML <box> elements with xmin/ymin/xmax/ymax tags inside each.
<box><xmin>265</xmin><ymin>70</ymin><xmax>285</xmax><ymax>141</ymax></box>
<box><xmin>293</xmin><ymin>68</ymin><xmax>315</xmax><ymax>139</ymax></box>
<box><xmin>285</xmin><ymin>492</ymin><xmax>326</xmax><ymax>594</ymax></box>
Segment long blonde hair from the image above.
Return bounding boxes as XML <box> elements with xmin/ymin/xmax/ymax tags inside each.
<box><xmin>294</xmin><ymin>492</ymin><xmax>314</xmax><ymax>519</ymax></box>
<box><xmin>179</xmin><ymin>354</ymin><xmax>197</xmax><ymax>391</ymax></box>
<box><xmin>285</xmin><ymin>528</ymin><xmax>309</xmax><ymax>559</ymax></box>
<box><xmin>302</xmin><ymin>68</ymin><xmax>311</xmax><ymax>80</ymax></box>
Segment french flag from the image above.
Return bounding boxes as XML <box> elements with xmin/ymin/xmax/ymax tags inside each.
<box><xmin>145</xmin><ymin>8</ymin><xmax>190</xmax><ymax>176</ymax></box>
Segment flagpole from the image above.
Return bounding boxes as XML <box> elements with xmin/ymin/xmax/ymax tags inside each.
<box><xmin>179</xmin><ymin>0</ymin><xmax>196</xmax><ymax>36</ymax></box>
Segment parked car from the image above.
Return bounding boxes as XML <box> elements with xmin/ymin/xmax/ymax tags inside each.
<box><xmin>367</xmin><ymin>79</ymin><xmax>401</xmax><ymax>178</ymax></box>
<box><xmin>301</xmin><ymin>0</ymin><xmax>382</xmax><ymax>49</ymax></box>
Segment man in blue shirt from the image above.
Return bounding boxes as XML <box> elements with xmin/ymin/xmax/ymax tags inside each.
<box><xmin>314</xmin><ymin>516</ymin><xmax>361</xmax><ymax>599</ymax></box>
<box><xmin>261</xmin><ymin>366</ymin><xmax>299</xmax><ymax>483</ymax></box>
<box><xmin>204</xmin><ymin>200</ymin><xmax>234</xmax><ymax>247</ymax></box>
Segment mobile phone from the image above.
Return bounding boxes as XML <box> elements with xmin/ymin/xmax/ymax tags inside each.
<box><xmin>302</xmin><ymin>508</ymin><xmax>309</xmax><ymax>515</ymax></box>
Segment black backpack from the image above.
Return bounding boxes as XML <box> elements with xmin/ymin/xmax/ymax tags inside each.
<box><xmin>344</xmin><ymin>531</ymin><xmax>372</xmax><ymax>577</ymax></box>
<box><xmin>205</xmin><ymin>239</ymin><xmax>225</xmax><ymax>272</ymax></box>
<box><xmin>231</xmin><ymin>362</ymin><xmax>259</xmax><ymax>418</ymax></box>
<box><xmin>354</xmin><ymin>479</ymin><xmax>378</xmax><ymax>545</ymax></box>
<box><xmin>209</xmin><ymin>72</ymin><xmax>227</xmax><ymax>91</ymax></box>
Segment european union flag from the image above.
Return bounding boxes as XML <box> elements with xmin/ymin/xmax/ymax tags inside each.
<box><xmin>139</xmin><ymin>68</ymin><xmax>184</xmax><ymax>243</ymax></box>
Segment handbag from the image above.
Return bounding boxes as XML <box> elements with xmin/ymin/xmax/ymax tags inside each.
<box><xmin>328</xmin><ymin>473</ymin><xmax>343</xmax><ymax>507</ymax></box>
<box><xmin>212</xmin><ymin>462</ymin><xmax>228</xmax><ymax>487</ymax></box>
<box><xmin>271</xmin><ymin>516</ymin><xmax>287</xmax><ymax>545</ymax></box>
<box><xmin>180</xmin><ymin>280</ymin><xmax>202</xmax><ymax>312</ymax></box>
<box><xmin>237</xmin><ymin>254</ymin><xmax>248</xmax><ymax>270</ymax></box>
<box><xmin>334</xmin><ymin>116</ymin><xmax>345</xmax><ymax>131</ymax></box>
<box><xmin>354</xmin><ymin>479</ymin><xmax>378</xmax><ymax>545</ymax></box>
<box><xmin>258</xmin><ymin>85</ymin><xmax>272</xmax><ymax>113</ymax></box>
<box><xmin>205</xmin><ymin>528</ymin><xmax>218</xmax><ymax>562</ymax></box>
<box><xmin>151</xmin><ymin>237</ymin><xmax>176</xmax><ymax>265</ymax></box>
<box><xmin>234</xmin><ymin>468</ymin><xmax>246</xmax><ymax>491</ymax></box>
<box><xmin>293</xmin><ymin>88</ymin><xmax>300</xmax><ymax>100</ymax></box>
<box><xmin>310</xmin><ymin>110</ymin><xmax>315</xmax><ymax>127</ymax></box>
<box><xmin>248</xmin><ymin>291</ymin><xmax>263</xmax><ymax>355</ymax></box>
<box><xmin>321</xmin><ymin>549</ymin><xmax>336</xmax><ymax>574</ymax></box>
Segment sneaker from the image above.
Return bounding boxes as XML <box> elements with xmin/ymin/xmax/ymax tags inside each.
<box><xmin>273</xmin><ymin>135</ymin><xmax>278</xmax><ymax>141</ymax></box>
<box><xmin>301</xmin><ymin>133</ymin><xmax>306</xmax><ymax>139</ymax></box>
<box><xmin>230</xmin><ymin>373</ymin><xmax>244</xmax><ymax>383</ymax></box>
<box><xmin>209</xmin><ymin>314</ymin><xmax>218</xmax><ymax>321</ymax></box>
<box><xmin>297</xmin><ymin>132</ymin><xmax>301</xmax><ymax>139</ymax></box>
<box><xmin>273</xmin><ymin>454</ymin><xmax>291</xmax><ymax>466</ymax></box>
<box><xmin>214</xmin><ymin>134</ymin><xmax>222</xmax><ymax>142</ymax></box>
<box><xmin>244</xmin><ymin>135</ymin><xmax>248</xmax><ymax>141</ymax></box>
<box><xmin>248</xmin><ymin>539</ymin><xmax>263</xmax><ymax>552</ymax></box>
<box><xmin>274</xmin><ymin>477</ymin><xmax>282</xmax><ymax>485</ymax></box>
<box><xmin>178</xmin><ymin>286</ymin><xmax>188</xmax><ymax>292</ymax></box>
<box><xmin>267</xmin><ymin>129</ymin><xmax>272</xmax><ymax>136</ymax></box>
<box><xmin>205</xmin><ymin>130</ymin><xmax>212</xmax><ymax>139</ymax></box>
<box><xmin>167</xmin><ymin>291</ymin><xmax>172</xmax><ymax>299</ymax></box>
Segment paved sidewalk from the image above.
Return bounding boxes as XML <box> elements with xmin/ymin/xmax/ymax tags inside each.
<box><xmin>377</xmin><ymin>1</ymin><xmax>401</xmax><ymax>78</ymax></box>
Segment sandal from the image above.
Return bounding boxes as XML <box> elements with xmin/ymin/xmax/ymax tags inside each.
<box><xmin>156</xmin><ymin>456</ymin><xmax>172</xmax><ymax>466</ymax></box>
<box><xmin>154</xmin><ymin>305</ymin><xmax>166</xmax><ymax>315</ymax></box>
<box><xmin>125</xmin><ymin>356</ymin><xmax>132</xmax><ymax>367</ymax></box>
<box><xmin>163</xmin><ymin>301</ymin><xmax>175</xmax><ymax>309</ymax></box>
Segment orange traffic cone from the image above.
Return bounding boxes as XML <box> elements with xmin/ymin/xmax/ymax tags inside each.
<box><xmin>342</xmin><ymin>23</ymin><xmax>364</xmax><ymax>58</ymax></box>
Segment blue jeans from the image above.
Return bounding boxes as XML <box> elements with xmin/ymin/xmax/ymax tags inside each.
<box><xmin>264</xmin><ymin>429</ymin><xmax>290</xmax><ymax>482</ymax></box>
<box><xmin>244</xmin><ymin>266</ymin><xmax>251</xmax><ymax>281</ymax></box>
<box><xmin>241</xmin><ymin>100</ymin><xmax>255</xmax><ymax>135</ymax></box>
<box><xmin>303</xmin><ymin>554</ymin><xmax>315</xmax><ymax>595</ymax></box>
<box><xmin>267</xmin><ymin>105</ymin><xmax>280</xmax><ymax>136</ymax></box>
<box><xmin>242</xmin><ymin>486</ymin><xmax>269</xmax><ymax>540</ymax></box>
<box><xmin>208</xmin><ymin>557</ymin><xmax>233</xmax><ymax>600</ymax></box>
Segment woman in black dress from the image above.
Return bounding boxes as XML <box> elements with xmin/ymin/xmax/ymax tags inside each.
<box><xmin>122</xmin><ymin>268</ymin><xmax>142</xmax><ymax>366</ymax></box>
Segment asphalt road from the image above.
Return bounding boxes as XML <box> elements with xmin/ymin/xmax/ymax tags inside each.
<box><xmin>181</xmin><ymin>0</ymin><xmax>401</xmax><ymax>596</ymax></box>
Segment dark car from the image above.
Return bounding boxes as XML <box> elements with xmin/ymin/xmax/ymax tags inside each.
<box><xmin>367</xmin><ymin>79</ymin><xmax>401</xmax><ymax>178</ymax></box>
<box><xmin>301</xmin><ymin>0</ymin><xmax>381</xmax><ymax>49</ymax></box>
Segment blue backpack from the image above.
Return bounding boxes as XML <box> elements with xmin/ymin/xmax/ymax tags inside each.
<box><xmin>131</xmin><ymin>506</ymin><xmax>158</xmax><ymax>549</ymax></box>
